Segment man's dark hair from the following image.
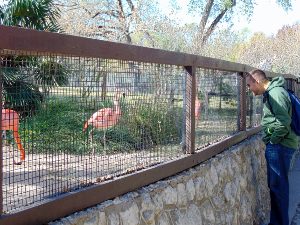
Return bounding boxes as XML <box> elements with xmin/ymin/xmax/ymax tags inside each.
<box><xmin>249</xmin><ymin>69</ymin><xmax>267</xmax><ymax>82</ymax></box>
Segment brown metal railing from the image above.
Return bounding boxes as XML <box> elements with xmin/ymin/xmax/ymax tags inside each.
<box><xmin>0</xmin><ymin>25</ymin><xmax>299</xmax><ymax>225</ymax></box>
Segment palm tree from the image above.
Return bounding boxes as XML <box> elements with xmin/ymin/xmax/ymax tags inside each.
<box><xmin>1</xmin><ymin>0</ymin><xmax>61</xmax><ymax>31</ymax></box>
<box><xmin>1</xmin><ymin>0</ymin><xmax>64</xmax><ymax>115</ymax></box>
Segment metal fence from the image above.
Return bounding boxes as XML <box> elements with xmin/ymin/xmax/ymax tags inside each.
<box><xmin>0</xmin><ymin>26</ymin><xmax>299</xmax><ymax>225</ymax></box>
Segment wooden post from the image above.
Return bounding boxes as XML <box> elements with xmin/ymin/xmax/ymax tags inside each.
<box><xmin>184</xmin><ymin>66</ymin><xmax>196</xmax><ymax>154</ymax></box>
<box><xmin>238</xmin><ymin>72</ymin><xmax>246</xmax><ymax>131</ymax></box>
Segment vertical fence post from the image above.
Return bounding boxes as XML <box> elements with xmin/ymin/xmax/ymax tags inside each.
<box><xmin>184</xmin><ymin>66</ymin><xmax>196</xmax><ymax>154</ymax></box>
<box><xmin>238</xmin><ymin>72</ymin><xmax>247</xmax><ymax>131</ymax></box>
<box><xmin>286</xmin><ymin>78</ymin><xmax>292</xmax><ymax>91</ymax></box>
<box><xmin>287</xmin><ymin>78</ymin><xmax>298</xmax><ymax>94</ymax></box>
<box><xmin>290</xmin><ymin>79</ymin><xmax>294</xmax><ymax>92</ymax></box>
<box><xmin>296</xmin><ymin>78</ymin><xmax>300</xmax><ymax>97</ymax></box>
<box><xmin>0</xmin><ymin>57</ymin><xmax>3</xmax><ymax>215</ymax></box>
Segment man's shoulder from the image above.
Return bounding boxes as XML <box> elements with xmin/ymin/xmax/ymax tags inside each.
<box><xmin>268</xmin><ymin>86</ymin><xmax>288</xmax><ymax>97</ymax></box>
<box><xmin>267</xmin><ymin>87</ymin><xmax>291</xmax><ymax>109</ymax></box>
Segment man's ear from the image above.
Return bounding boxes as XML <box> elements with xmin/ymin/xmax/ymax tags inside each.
<box><xmin>253</xmin><ymin>76</ymin><xmax>261</xmax><ymax>84</ymax></box>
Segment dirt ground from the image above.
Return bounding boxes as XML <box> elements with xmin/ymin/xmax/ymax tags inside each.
<box><xmin>2</xmin><ymin>144</ymin><xmax>183</xmax><ymax>213</ymax></box>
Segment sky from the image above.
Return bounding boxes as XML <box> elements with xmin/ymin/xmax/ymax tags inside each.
<box><xmin>237</xmin><ymin>0</ymin><xmax>300</xmax><ymax>35</ymax></box>
<box><xmin>160</xmin><ymin>0</ymin><xmax>300</xmax><ymax>36</ymax></box>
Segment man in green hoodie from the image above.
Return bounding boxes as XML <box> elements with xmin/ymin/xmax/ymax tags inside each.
<box><xmin>246</xmin><ymin>69</ymin><xmax>300</xmax><ymax>225</ymax></box>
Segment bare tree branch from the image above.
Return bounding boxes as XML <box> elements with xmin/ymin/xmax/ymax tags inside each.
<box><xmin>197</xmin><ymin>0</ymin><xmax>237</xmax><ymax>48</ymax></box>
<box><xmin>92</xmin><ymin>10</ymin><xmax>119</xmax><ymax>19</ymax></box>
<box><xmin>117</xmin><ymin>0</ymin><xmax>126</xmax><ymax>20</ymax></box>
<box><xmin>126</xmin><ymin>0</ymin><xmax>135</xmax><ymax>12</ymax></box>
<box><xmin>198</xmin><ymin>0</ymin><xmax>214</xmax><ymax>39</ymax></box>
<box><xmin>202</xmin><ymin>8</ymin><xmax>227</xmax><ymax>45</ymax></box>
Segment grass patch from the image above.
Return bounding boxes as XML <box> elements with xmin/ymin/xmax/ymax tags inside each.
<box><xmin>20</xmin><ymin>97</ymin><xmax>182</xmax><ymax>155</ymax></box>
<box><xmin>17</xmin><ymin>94</ymin><xmax>238</xmax><ymax>155</ymax></box>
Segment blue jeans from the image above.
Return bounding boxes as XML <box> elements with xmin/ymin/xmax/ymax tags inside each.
<box><xmin>265</xmin><ymin>143</ymin><xmax>299</xmax><ymax>225</ymax></box>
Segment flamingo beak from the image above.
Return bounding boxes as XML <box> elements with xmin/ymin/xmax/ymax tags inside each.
<box><xmin>122</xmin><ymin>93</ymin><xmax>126</xmax><ymax>98</ymax></box>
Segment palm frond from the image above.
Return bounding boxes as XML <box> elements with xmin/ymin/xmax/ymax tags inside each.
<box><xmin>2</xmin><ymin>69</ymin><xmax>43</xmax><ymax>116</ymax></box>
<box><xmin>34</xmin><ymin>60</ymin><xmax>69</xmax><ymax>87</ymax></box>
<box><xmin>2</xmin><ymin>0</ymin><xmax>61</xmax><ymax>31</ymax></box>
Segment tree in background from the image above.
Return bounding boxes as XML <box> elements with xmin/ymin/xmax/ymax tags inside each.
<box><xmin>200</xmin><ymin>27</ymin><xmax>251</xmax><ymax>61</ymax></box>
<box><xmin>57</xmin><ymin>0</ymin><xmax>166</xmax><ymax>94</ymax></box>
<box><xmin>238</xmin><ymin>32</ymin><xmax>274</xmax><ymax>69</ymax></box>
<box><xmin>165</xmin><ymin>0</ymin><xmax>292</xmax><ymax>54</ymax></box>
<box><xmin>56</xmin><ymin>0</ymin><xmax>294</xmax><ymax>57</ymax></box>
<box><xmin>271</xmin><ymin>24</ymin><xmax>300</xmax><ymax>75</ymax></box>
<box><xmin>233</xmin><ymin>23</ymin><xmax>300</xmax><ymax>75</ymax></box>
<box><xmin>57</xmin><ymin>0</ymin><xmax>161</xmax><ymax>44</ymax></box>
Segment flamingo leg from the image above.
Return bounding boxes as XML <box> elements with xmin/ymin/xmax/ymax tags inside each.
<box><xmin>2</xmin><ymin>131</ymin><xmax>6</xmax><ymax>145</ymax></box>
<box><xmin>2</xmin><ymin>109</ymin><xmax>25</xmax><ymax>165</ymax></box>
<box><xmin>103</xmin><ymin>129</ymin><xmax>107</xmax><ymax>154</ymax></box>
<box><xmin>12</xmin><ymin>129</ymin><xmax>25</xmax><ymax>165</ymax></box>
<box><xmin>88</xmin><ymin>128</ymin><xmax>95</xmax><ymax>155</ymax></box>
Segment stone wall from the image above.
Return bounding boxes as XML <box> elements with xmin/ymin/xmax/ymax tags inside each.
<box><xmin>50</xmin><ymin>135</ymin><xmax>270</xmax><ymax>225</ymax></box>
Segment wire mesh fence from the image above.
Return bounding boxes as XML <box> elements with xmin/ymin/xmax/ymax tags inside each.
<box><xmin>246</xmin><ymin>91</ymin><xmax>263</xmax><ymax>129</ymax></box>
<box><xmin>1</xmin><ymin>50</ymin><xmax>195</xmax><ymax>212</ymax></box>
<box><xmin>195</xmin><ymin>70</ymin><xmax>240</xmax><ymax>149</ymax></box>
<box><xmin>1</xmin><ymin>29</ymin><xmax>299</xmax><ymax>218</ymax></box>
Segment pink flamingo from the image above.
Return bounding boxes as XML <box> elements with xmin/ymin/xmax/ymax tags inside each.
<box><xmin>83</xmin><ymin>91</ymin><xmax>125</xmax><ymax>151</ymax></box>
<box><xmin>1</xmin><ymin>109</ymin><xmax>25</xmax><ymax>165</ymax></box>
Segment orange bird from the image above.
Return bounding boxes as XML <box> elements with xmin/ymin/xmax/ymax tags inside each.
<box><xmin>83</xmin><ymin>91</ymin><xmax>125</xmax><ymax>150</ymax></box>
<box><xmin>1</xmin><ymin>109</ymin><xmax>25</xmax><ymax>165</ymax></box>
<box><xmin>195</xmin><ymin>97</ymin><xmax>201</xmax><ymax>121</ymax></box>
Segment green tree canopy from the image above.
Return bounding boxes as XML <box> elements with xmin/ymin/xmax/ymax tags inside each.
<box><xmin>169</xmin><ymin>0</ymin><xmax>294</xmax><ymax>52</ymax></box>
<box><xmin>0</xmin><ymin>0</ymin><xmax>61</xmax><ymax>31</ymax></box>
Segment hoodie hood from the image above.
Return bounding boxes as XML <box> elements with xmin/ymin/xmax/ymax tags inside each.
<box><xmin>266</xmin><ymin>76</ymin><xmax>285</xmax><ymax>92</ymax></box>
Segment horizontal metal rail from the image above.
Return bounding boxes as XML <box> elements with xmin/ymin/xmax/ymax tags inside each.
<box><xmin>0</xmin><ymin>25</ymin><xmax>297</xmax><ymax>80</ymax></box>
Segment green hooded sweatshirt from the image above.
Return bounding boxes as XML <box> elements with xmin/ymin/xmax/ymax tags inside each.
<box><xmin>261</xmin><ymin>76</ymin><xmax>299</xmax><ymax>149</ymax></box>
